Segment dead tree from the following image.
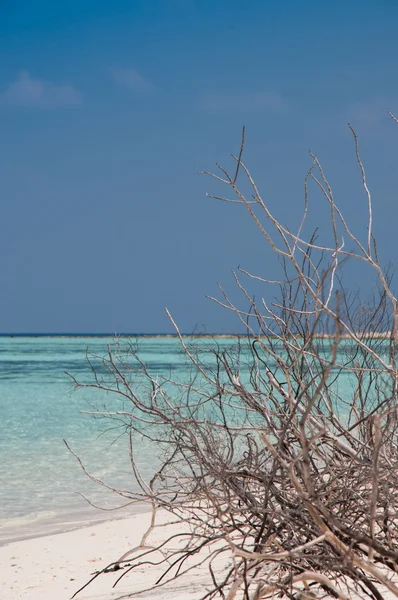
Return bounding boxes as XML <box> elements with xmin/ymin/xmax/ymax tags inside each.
<box><xmin>69</xmin><ymin>115</ymin><xmax>398</xmax><ymax>600</ymax></box>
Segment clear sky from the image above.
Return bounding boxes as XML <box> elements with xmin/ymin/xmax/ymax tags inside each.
<box><xmin>1</xmin><ymin>0</ymin><xmax>397</xmax><ymax>333</ymax></box>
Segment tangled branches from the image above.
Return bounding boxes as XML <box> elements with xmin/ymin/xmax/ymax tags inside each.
<box><xmin>69</xmin><ymin>116</ymin><xmax>398</xmax><ymax>599</ymax></box>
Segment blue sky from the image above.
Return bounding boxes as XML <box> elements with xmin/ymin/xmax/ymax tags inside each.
<box><xmin>1</xmin><ymin>0</ymin><xmax>398</xmax><ymax>333</ymax></box>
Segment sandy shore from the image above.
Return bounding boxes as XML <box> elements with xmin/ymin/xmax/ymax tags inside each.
<box><xmin>0</xmin><ymin>509</ymin><xmax>217</xmax><ymax>600</ymax></box>
<box><xmin>3</xmin><ymin>509</ymin><xmax>397</xmax><ymax>600</ymax></box>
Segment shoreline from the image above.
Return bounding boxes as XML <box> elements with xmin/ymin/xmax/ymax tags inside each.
<box><xmin>0</xmin><ymin>502</ymin><xmax>152</xmax><ymax>547</ymax></box>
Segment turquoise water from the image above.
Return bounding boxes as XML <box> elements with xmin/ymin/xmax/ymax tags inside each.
<box><xmin>0</xmin><ymin>336</ymin><xmax>210</xmax><ymax>544</ymax></box>
<box><xmin>0</xmin><ymin>335</ymin><xmax>383</xmax><ymax>545</ymax></box>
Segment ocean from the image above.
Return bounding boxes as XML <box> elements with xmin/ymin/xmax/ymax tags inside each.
<box><xmin>0</xmin><ymin>335</ymin><xmax>241</xmax><ymax>544</ymax></box>
<box><xmin>0</xmin><ymin>334</ymin><xmax>372</xmax><ymax>545</ymax></box>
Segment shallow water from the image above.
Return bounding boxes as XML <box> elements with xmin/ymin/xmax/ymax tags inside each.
<box><xmin>0</xmin><ymin>334</ymin><xmax>377</xmax><ymax>544</ymax></box>
<box><xmin>0</xmin><ymin>335</ymin><xmax>248</xmax><ymax>543</ymax></box>
<box><xmin>0</xmin><ymin>336</ymin><xmax>183</xmax><ymax>543</ymax></box>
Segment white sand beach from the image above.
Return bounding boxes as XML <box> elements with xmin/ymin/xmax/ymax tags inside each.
<box><xmin>0</xmin><ymin>509</ymin><xmax>223</xmax><ymax>600</ymax></box>
<box><xmin>2</xmin><ymin>508</ymin><xmax>398</xmax><ymax>600</ymax></box>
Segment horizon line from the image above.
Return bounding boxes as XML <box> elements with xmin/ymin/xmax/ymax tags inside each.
<box><xmin>0</xmin><ymin>332</ymin><xmax>241</xmax><ymax>337</ymax></box>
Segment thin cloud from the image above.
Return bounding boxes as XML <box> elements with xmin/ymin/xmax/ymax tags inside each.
<box><xmin>348</xmin><ymin>97</ymin><xmax>394</xmax><ymax>128</ymax></box>
<box><xmin>0</xmin><ymin>71</ymin><xmax>82</xmax><ymax>109</ymax></box>
<box><xmin>110</xmin><ymin>67</ymin><xmax>154</xmax><ymax>92</ymax></box>
<box><xmin>199</xmin><ymin>91</ymin><xmax>286</xmax><ymax>113</ymax></box>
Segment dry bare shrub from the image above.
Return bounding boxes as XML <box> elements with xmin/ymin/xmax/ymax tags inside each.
<box><xmin>69</xmin><ymin>118</ymin><xmax>398</xmax><ymax>599</ymax></box>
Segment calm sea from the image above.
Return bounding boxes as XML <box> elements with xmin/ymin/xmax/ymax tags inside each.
<box><xmin>0</xmin><ymin>334</ymin><xmax>367</xmax><ymax>545</ymax></box>
<box><xmin>0</xmin><ymin>335</ymin><xmax>242</xmax><ymax>544</ymax></box>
